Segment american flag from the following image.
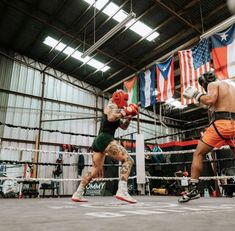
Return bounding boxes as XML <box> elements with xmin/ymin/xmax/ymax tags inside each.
<box><xmin>178</xmin><ymin>39</ymin><xmax>211</xmax><ymax>105</ymax></box>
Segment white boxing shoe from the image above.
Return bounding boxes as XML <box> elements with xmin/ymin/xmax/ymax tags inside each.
<box><xmin>115</xmin><ymin>188</ymin><xmax>137</xmax><ymax>203</ymax></box>
<box><xmin>71</xmin><ymin>188</ymin><xmax>88</xmax><ymax>202</ymax></box>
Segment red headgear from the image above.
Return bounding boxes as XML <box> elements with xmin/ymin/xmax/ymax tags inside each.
<box><xmin>111</xmin><ymin>90</ymin><xmax>128</xmax><ymax>108</ymax></box>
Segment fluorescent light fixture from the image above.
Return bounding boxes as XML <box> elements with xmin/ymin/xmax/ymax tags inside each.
<box><xmin>81</xmin><ymin>12</ymin><xmax>136</xmax><ymax>58</ymax></box>
<box><xmin>83</xmin><ymin>0</ymin><xmax>159</xmax><ymax>41</ymax></box>
<box><xmin>200</xmin><ymin>15</ymin><xmax>235</xmax><ymax>39</ymax></box>
<box><xmin>165</xmin><ymin>98</ymin><xmax>187</xmax><ymax>109</ymax></box>
<box><xmin>43</xmin><ymin>36</ymin><xmax>110</xmax><ymax>72</ymax></box>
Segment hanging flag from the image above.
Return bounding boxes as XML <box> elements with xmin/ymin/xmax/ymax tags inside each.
<box><xmin>140</xmin><ymin>66</ymin><xmax>156</xmax><ymax>108</ymax></box>
<box><xmin>123</xmin><ymin>76</ymin><xmax>138</xmax><ymax>104</ymax></box>
<box><xmin>178</xmin><ymin>39</ymin><xmax>211</xmax><ymax>105</ymax></box>
<box><xmin>156</xmin><ymin>56</ymin><xmax>174</xmax><ymax>102</ymax></box>
<box><xmin>211</xmin><ymin>24</ymin><xmax>235</xmax><ymax>79</ymax></box>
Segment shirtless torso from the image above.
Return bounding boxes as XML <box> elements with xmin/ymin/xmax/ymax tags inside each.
<box><xmin>200</xmin><ymin>79</ymin><xmax>235</xmax><ymax>112</ymax></box>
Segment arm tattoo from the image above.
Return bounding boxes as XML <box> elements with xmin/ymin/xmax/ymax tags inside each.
<box><xmin>105</xmin><ymin>103</ymin><xmax>122</xmax><ymax>121</ymax></box>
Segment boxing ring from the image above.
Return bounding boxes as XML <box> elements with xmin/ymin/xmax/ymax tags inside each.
<box><xmin>0</xmin><ymin>138</ymin><xmax>235</xmax><ymax>231</ymax></box>
<box><xmin>1</xmin><ymin>196</ymin><xmax>235</xmax><ymax>231</ymax></box>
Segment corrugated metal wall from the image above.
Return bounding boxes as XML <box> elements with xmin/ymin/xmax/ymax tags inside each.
<box><xmin>0</xmin><ymin>56</ymin><xmax>13</xmax><ymax>137</ymax></box>
<box><xmin>0</xmin><ymin>54</ymin><xmax>179</xmax><ymax>195</ymax></box>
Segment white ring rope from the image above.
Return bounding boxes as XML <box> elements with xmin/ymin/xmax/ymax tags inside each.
<box><xmin>0</xmin><ymin>176</ymin><xmax>137</xmax><ymax>182</ymax></box>
<box><xmin>145</xmin><ymin>145</ymin><xmax>231</xmax><ymax>156</ymax></box>
<box><xmin>0</xmin><ymin>145</ymin><xmax>231</xmax><ymax>157</ymax></box>
<box><xmin>146</xmin><ymin>176</ymin><xmax>235</xmax><ymax>180</ymax></box>
<box><xmin>0</xmin><ymin>175</ymin><xmax>234</xmax><ymax>182</ymax></box>
<box><xmin>0</xmin><ymin>146</ymin><xmax>137</xmax><ymax>156</ymax></box>
<box><xmin>0</xmin><ymin>146</ymin><xmax>93</xmax><ymax>156</ymax></box>
<box><xmin>1</xmin><ymin>146</ymin><xmax>234</xmax><ymax>184</ymax></box>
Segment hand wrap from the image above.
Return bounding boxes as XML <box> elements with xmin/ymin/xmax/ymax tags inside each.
<box><xmin>183</xmin><ymin>86</ymin><xmax>205</xmax><ymax>103</ymax></box>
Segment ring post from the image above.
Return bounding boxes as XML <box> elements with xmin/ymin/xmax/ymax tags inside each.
<box><xmin>136</xmin><ymin>134</ymin><xmax>145</xmax><ymax>195</ymax></box>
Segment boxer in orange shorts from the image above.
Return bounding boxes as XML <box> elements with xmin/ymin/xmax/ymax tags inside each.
<box><xmin>179</xmin><ymin>72</ymin><xmax>235</xmax><ymax>202</ymax></box>
<box><xmin>202</xmin><ymin>118</ymin><xmax>235</xmax><ymax>148</ymax></box>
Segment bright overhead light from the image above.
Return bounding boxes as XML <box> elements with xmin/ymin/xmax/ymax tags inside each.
<box><xmin>102</xmin><ymin>2</ymin><xmax>119</xmax><ymax>16</ymax></box>
<box><xmin>129</xmin><ymin>21</ymin><xmax>159</xmax><ymax>41</ymax></box>
<box><xmin>146</xmin><ymin>32</ymin><xmax>159</xmax><ymax>41</ymax></box>
<box><xmin>83</xmin><ymin>0</ymin><xmax>159</xmax><ymax>41</ymax></box>
<box><xmin>83</xmin><ymin>0</ymin><xmax>109</xmax><ymax>10</ymax></box>
<box><xmin>81</xmin><ymin>12</ymin><xmax>136</xmax><ymax>58</ymax></box>
<box><xmin>43</xmin><ymin>36</ymin><xmax>110</xmax><ymax>72</ymax></box>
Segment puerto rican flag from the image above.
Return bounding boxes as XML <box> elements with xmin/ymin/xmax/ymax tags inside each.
<box><xmin>211</xmin><ymin>24</ymin><xmax>235</xmax><ymax>79</ymax></box>
<box><xmin>156</xmin><ymin>56</ymin><xmax>174</xmax><ymax>102</ymax></box>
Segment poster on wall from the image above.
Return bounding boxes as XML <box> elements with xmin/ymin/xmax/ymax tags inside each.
<box><xmin>85</xmin><ymin>181</ymin><xmax>106</xmax><ymax>196</ymax></box>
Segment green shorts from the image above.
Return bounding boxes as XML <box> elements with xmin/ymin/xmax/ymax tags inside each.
<box><xmin>91</xmin><ymin>132</ymin><xmax>114</xmax><ymax>152</ymax></box>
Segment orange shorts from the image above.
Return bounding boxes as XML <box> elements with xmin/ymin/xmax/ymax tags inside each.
<box><xmin>202</xmin><ymin>120</ymin><xmax>235</xmax><ymax>148</ymax></box>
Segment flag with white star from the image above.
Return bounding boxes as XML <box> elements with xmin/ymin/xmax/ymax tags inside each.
<box><xmin>178</xmin><ymin>39</ymin><xmax>211</xmax><ymax>105</ymax></box>
<box><xmin>156</xmin><ymin>56</ymin><xmax>174</xmax><ymax>102</ymax></box>
<box><xmin>211</xmin><ymin>24</ymin><xmax>235</xmax><ymax>79</ymax></box>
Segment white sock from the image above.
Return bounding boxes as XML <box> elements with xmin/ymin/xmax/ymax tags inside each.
<box><xmin>118</xmin><ymin>180</ymin><xmax>127</xmax><ymax>189</ymax></box>
<box><xmin>77</xmin><ymin>184</ymin><xmax>85</xmax><ymax>193</ymax></box>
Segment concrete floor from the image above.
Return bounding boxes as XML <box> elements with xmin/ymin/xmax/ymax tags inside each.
<box><xmin>0</xmin><ymin>196</ymin><xmax>235</xmax><ymax>231</ymax></box>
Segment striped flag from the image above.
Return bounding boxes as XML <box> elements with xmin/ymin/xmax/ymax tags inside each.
<box><xmin>140</xmin><ymin>66</ymin><xmax>156</xmax><ymax>108</ymax></box>
<box><xmin>123</xmin><ymin>76</ymin><xmax>138</xmax><ymax>104</ymax></box>
<box><xmin>156</xmin><ymin>56</ymin><xmax>174</xmax><ymax>102</ymax></box>
<box><xmin>211</xmin><ymin>24</ymin><xmax>235</xmax><ymax>79</ymax></box>
<box><xmin>178</xmin><ymin>39</ymin><xmax>211</xmax><ymax>105</ymax></box>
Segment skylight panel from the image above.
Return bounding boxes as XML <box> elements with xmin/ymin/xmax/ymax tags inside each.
<box><xmin>113</xmin><ymin>10</ymin><xmax>129</xmax><ymax>22</ymax></box>
<box><xmin>130</xmin><ymin>21</ymin><xmax>160</xmax><ymax>41</ymax></box>
<box><xmin>129</xmin><ymin>21</ymin><xmax>152</xmax><ymax>37</ymax></box>
<box><xmin>146</xmin><ymin>32</ymin><xmax>159</xmax><ymax>41</ymax></box>
<box><xmin>83</xmin><ymin>0</ymin><xmax>109</xmax><ymax>10</ymax></box>
<box><xmin>87</xmin><ymin>59</ymin><xmax>104</xmax><ymax>70</ymax></box>
<box><xmin>83</xmin><ymin>0</ymin><xmax>159</xmax><ymax>41</ymax></box>
<box><xmin>101</xmin><ymin>66</ymin><xmax>110</xmax><ymax>72</ymax></box>
<box><xmin>102</xmin><ymin>2</ymin><xmax>119</xmax><ymax>16</ymax></box>
<box><xmin>43</xmin><ymin>36</ymin><xmax>110</xmax><ymax>72</ymax></box>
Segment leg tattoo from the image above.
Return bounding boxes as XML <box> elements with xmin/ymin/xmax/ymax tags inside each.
<box><xmin>120</xmin><ymin>156</ymin><xmax>134</xmax><ymax>181</ymax></box>
<box><xmin>80</xmin><ymin>170</ymin><xmax>92</xmax><ymax>187</ymax></box>
<box><xmin>106</xmin><ymin>141</ymin><xmax>134</xmax><ymax>181</ymax></box>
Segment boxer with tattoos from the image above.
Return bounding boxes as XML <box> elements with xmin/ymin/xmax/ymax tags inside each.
<box><xmin>72</xmin><ymin>90</ymin><xmax>139</xmax><ymax>203</ymax></box>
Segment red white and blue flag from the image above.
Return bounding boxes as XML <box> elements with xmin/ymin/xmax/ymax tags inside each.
<box><xmin>178</xmin><ymin>39</ymin><xmax>211</xmax><ymax>105</ymax></box>
<box><xmin>211</xmin><ymin>24</ymin><xmax>235</xmax><ymax>79</ymax></box>
<box><xmin>156</xmin><ymin>56</ymin><xmax>174</xmax><ymax>102</ymax></box>
<box><xmin>140</xmin><ymin>65</ymin><xmax>156</xmax><ymax>108</ymax></box>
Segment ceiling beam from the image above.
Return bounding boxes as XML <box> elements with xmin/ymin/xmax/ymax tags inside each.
<box><xmin>25</xmin><ymin>0</ymin><xmax>68</xmax><ymax>54</ymax></box>
<box><xmin>4</xmin><ymin>0</ymin><xmax>137</xmax><ymax>74</ymax></box>
<box><xmin>102</xmin><ymin>2</ymin><xmax>227</xmax><ymax>93</ymax></box>
<box><xmin>151</xmin><ymin>0</ymin><xmax>201</xmax><ymax>34</ymax></box>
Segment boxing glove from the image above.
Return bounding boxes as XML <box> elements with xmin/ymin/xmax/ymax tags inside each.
<box><xmin>129</xmin><ymin>103</ymin><xmax>139</xmax><ymax>115</ymax></box>
<box><xmin>123</xmin><ymin>103</ymin><xmax>139</xmax><ymax>116</ymax></box>
<box><xmin>183</xmin><ymin>86</ymin><xmax>205</xmax><ymax>103</ymax></box>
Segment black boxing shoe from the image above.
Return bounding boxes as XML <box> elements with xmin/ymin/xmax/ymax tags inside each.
<box><xmin>178</xmin><ymin>186</ymin><xmax>200</xmax><ymax>203</ymax></box>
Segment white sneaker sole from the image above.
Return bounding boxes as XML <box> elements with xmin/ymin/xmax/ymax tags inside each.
<box><xmin>71</xmin><ymin>198</ymin><xmax>88</xmax><ymax>202</ymax></box>
<box><xmin>178</xmin><ymin>194</ymin><xmax>200</xmax><ymax>203</ymax></box>
<box><xmin>115</xmin><ymin>195</ymin><xmax>137</xmax><ymax>203</ymax></box>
